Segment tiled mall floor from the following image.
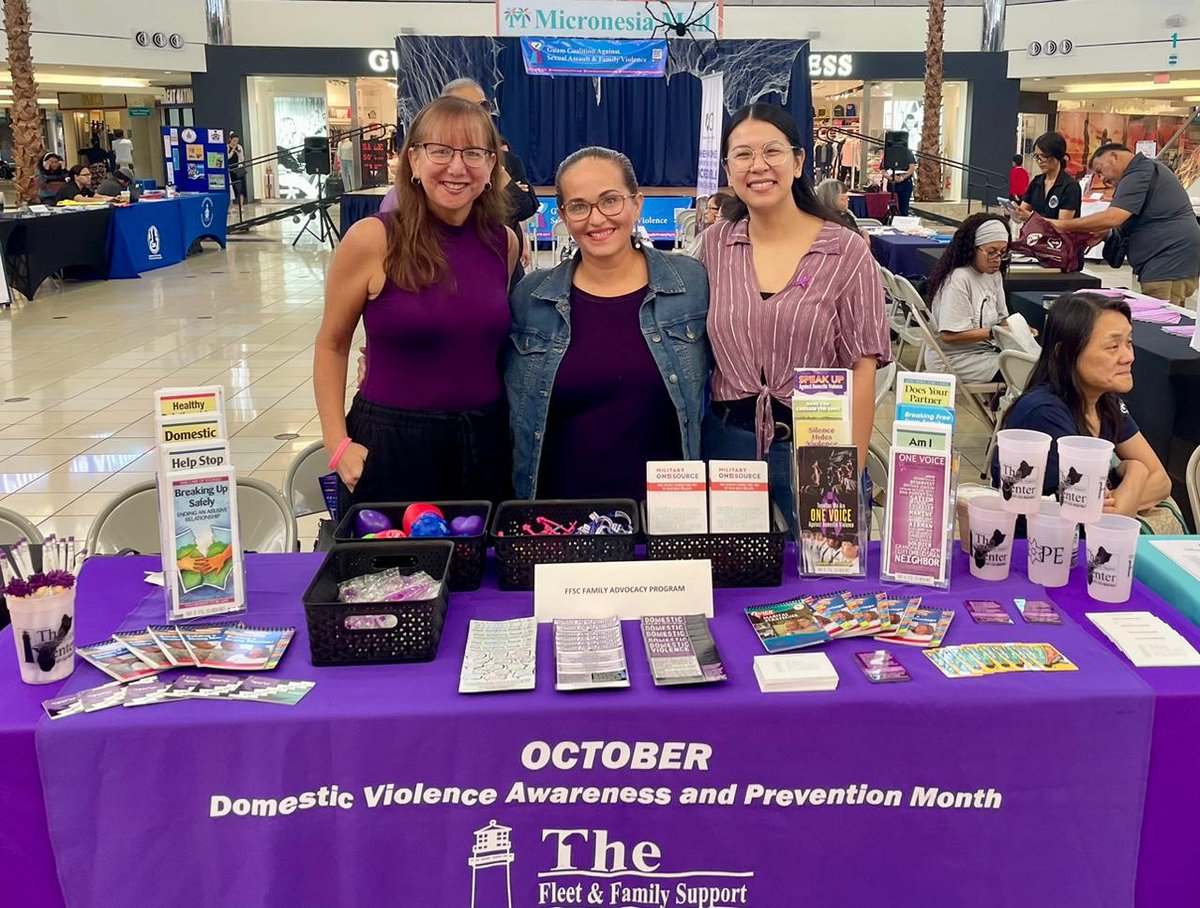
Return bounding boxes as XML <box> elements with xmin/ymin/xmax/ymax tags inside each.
<box><xmin>0</xmin><ymin>212</ymin><xmax>1138</xmax><ymax>550</ymax></box>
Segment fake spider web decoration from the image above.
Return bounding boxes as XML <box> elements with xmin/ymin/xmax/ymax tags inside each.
<box><xmin>392</xmin><ymin>34</ymin><xmax>805</xmax><ymax>119</ymax></box>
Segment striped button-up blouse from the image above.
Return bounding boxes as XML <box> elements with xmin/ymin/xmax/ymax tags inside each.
<box><xmin>700</xmin><ymin>216</ymin><xmax>891</xmax><ymax>456</ymax></box>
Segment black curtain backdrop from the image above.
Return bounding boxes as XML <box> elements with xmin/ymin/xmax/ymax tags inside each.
<box><xmin>395</xmin><ymin>36</ymin><xmax>811</xmax><ymax>189</ymax></box>
<box><xmin>495</xmin><ymin>38</ymin><xmax>812</xmax><ymax>187</ymax></box>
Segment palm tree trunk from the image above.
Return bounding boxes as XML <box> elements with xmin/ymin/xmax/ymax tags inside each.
<box><xmin>917</xmin><ymin>0</ymin><xmax>945</xmax><ymax>203</ymax></box>
<box><xmin>4</xmin><ymin>0</ymin><xmax>45</xmax><ymax>204</ymax></box>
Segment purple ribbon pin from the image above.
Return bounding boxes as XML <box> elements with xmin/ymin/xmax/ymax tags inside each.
<box><xmin>793</xmin><ymin>274</ymin><xmax>813</xmax><ymax>290</ymax></box>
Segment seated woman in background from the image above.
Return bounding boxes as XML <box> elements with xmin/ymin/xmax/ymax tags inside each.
<box><xmin>923</xmin><ymin>213</ymin><xmax>1012</xmax><ymax>382</ymax></box>
<box><xmin>995</xmin><ymin>292</ymin><xmax>1172</xmax><ymax>522</ymax></box>
<box><xmin>814</xmin><ymin>178</ymin><xmax>865</xmax><ymax>237</ymax></box>
<box><xmin>506</xmin><ymin>146</ymin><xmax>711</xmax><ymax>501</ymax></box>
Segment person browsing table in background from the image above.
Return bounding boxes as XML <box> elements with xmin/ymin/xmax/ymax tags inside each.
<box><xmin>923</xmin><ymin>214</ymin><xmax>1013</xmax><ymax>383</ymax></box>
<box><xmin>699</xmin><ymin>103</ymin><xmax>890</xmax><ymax>525</ymax></box>
<box><xmin>1009</xmin><ymin>154</ymin><xmax>1030</xmax><ymax>201</ymax></box>
<box><xmin>1013</xmin><ymin>132</ymin><xmax>1080</xmax><ymax>222</ymax></box>
<box><xmin>1050</xmin><ymin>144</ymin><xmax>1200</xmax><ymax>308</ymax></box>
<box><xmin>314</xmin><ymin>96</ymin><xmax>519</xmax><ymax>514</ymax></box>
<box><xmin>994</xmin><ymin>292</ymin><xmax>1173</xmax><ymax>526</ymax></box>
<box><xmin>506</xmin><ymin>147</ymin><xmax>711</xmax><ymax>500</ymax></box>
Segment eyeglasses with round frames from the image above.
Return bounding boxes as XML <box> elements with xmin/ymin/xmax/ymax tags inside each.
<box><xmin>981</xmin><ymin>246</ymin><xmax>1011</xmax><ymax>262</ymax></box>
<box><xmin>561</xmin><ymin>193</ymin><xmax>634</xmax><ymax>222</ymax></box>
<box><xmin>414</xmin><ymin>142</ymin><xmax>495</xmax><ymax>168</ymax></box>
<box><xmin>724</xmin><ymin>143</ymin><xmax>798</xmax><ymax>172</ymax></box>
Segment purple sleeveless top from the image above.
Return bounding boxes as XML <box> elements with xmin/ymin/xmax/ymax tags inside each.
<box><xmin>360</xmin><ymin>215</ymin><xmax>510</xmax><ymax>410</ymax></box>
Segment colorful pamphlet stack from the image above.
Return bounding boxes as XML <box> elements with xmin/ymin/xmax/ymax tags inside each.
<box><xmin>42</xmin><ymin>675</ymin><xmax>315</xmax><ymax>719</ymax></box>
<box><xmin>154</xmin><ymin>386</ymin><xmax>245</xmax><ymax>622</ymax></box>
<box><xmin>745</xmin><ymin>591</ymin><xmax>944</xmax><ymax>651</ymax></box>
<box><xmin>640</xmin><ymin>614</ymin><xmax>727</xmax><ymax>686</ymax></box>
<box><xmin>792</xmin><ymin>368</ymin><xmax>865</xmax><ymax>578</ymax></box>
<box><xmin>924</xmin><ymin>643</ymin><xmax>1077</xmax><ymax>678</ymax></box>
<box><xmin>79</xmin><ymin>623</ymin><xmax>294</xmax><ymax>679</ymax></box>
<box><xmin>553</xmin><ymin>617</ymin><xmax>630</xmax><ymax>691</ymax></box>
<box><xmin>880</xmin><ymin>372</ymin><xmax>959</xmax><ymax>589</ymax></box>
<box><xmin>753</xmin><ymin>652</ymin><xmax>839</xmax><ymax>692</ymax></box>
<box><xmin>458</xmin><ymin>617</ymin><xmax>537</xmax><ymax>693</ymax></box>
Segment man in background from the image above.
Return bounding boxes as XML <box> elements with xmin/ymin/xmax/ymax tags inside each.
<box><xmin>1052</xmin><ymin>143</ymin><xmax>1200</xmax><ymax>308</ymax></box>
<box><xmin>112</xmin><ymin>129</ymin><xmax>134</xmax><ymax>175</ymax></box>
<box><xmin>96</xmin><ymin>167</ymin><xmax>133</xmax><ymax>198</ymax></box>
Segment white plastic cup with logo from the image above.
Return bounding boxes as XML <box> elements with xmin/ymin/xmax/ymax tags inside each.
<box><xmin>967</xmin><ymin>495</ymin><xmax>1018</xmax><ymax>581</ymax></box>
<box><xmin>7</xmin><ymin>587</ymin><xmax>77</xmax><ymax>685</ymax></box>
<box><xmin>1026</xmin><ymin>503</ymin><xmax>1075</xmax><ymax>587</ymax></box>
<box><xmin>996</xmin><ymin>429</ymin><xmax>1052</xmax><ymax>514</ymax></box>
<box><xmin>1085</xmin><ymin>514</ymin><xmax>1140</xmax><ymax>603</ymax></box>
<box><xmin>1056</xmin><ymin>436</ymin><xmax>1114</xmax><ymax>524</ymax></box>
<box><xmin>1040</xmin><ymin>498</ymin><xmax>1081</xmax><ymax>569</ymax></box>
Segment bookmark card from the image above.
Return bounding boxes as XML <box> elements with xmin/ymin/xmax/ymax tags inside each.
<box><xmin>854</xmin><ymin>650</ymin><xmax>912</xmax><ymax>683</ymax></box>
<box><xmin>1015</xmin><ymin>598</ymin><xmax>1063</xmax><ymax>625</ymax></box>
<box><xmin>42</xmin><ymin>692</ymin><xmax>87</xmax><ymax>720</ymax></box>
<box><xmin>123</xmin><ymin>679</ymin><xmax>174</xmax><ymax>707</ymax></box>
<box><xmin>964</xmin><ymin>600</ymin><xmax>1015</xmax><ymax>625</ymax></box>
<box><xmin>112</xmin><ymin>629</ymin><xmax>174</xmax><ymax>670</ymax></box>
<box><xmin>78</xmin><ymin>641</ymin><xmax>163</xmax><ymax>683</ymax></box>
<box><xmin>881</xmin><ymin>423</ymin><xmax>954</xmax><ymax>589</ymax></box>
<box><xmin>229</xmin><ymin>678</ymin><xmax>316</xmax><ymax>705</ymax></box>
<box><xmin>79</xmin><ymin>685</ymin><xmax>127</xmax><ymax>713</ymax></box>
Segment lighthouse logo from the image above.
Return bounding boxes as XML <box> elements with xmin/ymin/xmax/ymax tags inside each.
<box><xmin>468</xmin><ymin>819</ymin><xmax>515</xmax><ymax>908</ymax></box>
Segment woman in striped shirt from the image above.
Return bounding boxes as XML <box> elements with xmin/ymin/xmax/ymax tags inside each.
<box><xmin>699</xmin><ymin>103</ymin><xmax>891</xmax><ymax>527</ymax></box>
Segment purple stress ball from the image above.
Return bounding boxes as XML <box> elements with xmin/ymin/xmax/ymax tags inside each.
<box><xmin>450</xmin><ymin>515</ymin><xmax>485</xmax><ymax>536</ymax></box>
<box><xmin>355</xmin><ymin>508</ymin><xmax>393</xmax><ymax>537</ymax></box>
<box><xmin>408</xmin><ymin>513</ymin><xmax>450</xmax><ymax>537</ymax></box>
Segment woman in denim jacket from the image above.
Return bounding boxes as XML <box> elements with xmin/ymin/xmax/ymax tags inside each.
<box><xmin>506</xmin><ymin>147</ymin><xmax>712</xmax><ymax>500</ymax></box>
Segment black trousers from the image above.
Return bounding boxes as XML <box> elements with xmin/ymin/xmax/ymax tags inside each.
<box><xmin>337</xmin><ymin>395</ymin><xmax>513</xmax><ymax>514</ymax></box>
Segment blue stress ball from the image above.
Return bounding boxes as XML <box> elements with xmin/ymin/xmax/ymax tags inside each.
<box><xmin>408</xmin><ymin>513</ymin><xmax>450</xmax><ymax>537</ymax></box>
<box><xmin>355</xmin><ymin>508</ymin><xmax>393</xmax><ymax>538</ymax></box>
<box><xmin>450</xmin><ymin>515</ymin><xmax>485</xmax><ymax>536</ymax></box>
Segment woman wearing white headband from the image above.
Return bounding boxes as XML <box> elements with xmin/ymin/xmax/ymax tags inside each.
<box><xmin>923</xmin><ymin>213</ymin><xmax>1013</xmax><ymax>383</ymax></box>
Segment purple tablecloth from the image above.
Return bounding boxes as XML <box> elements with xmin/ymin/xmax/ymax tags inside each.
<box><xmin>2</xmin><ymin>544</ymin><xmax>1192</xmax><ymax>906</ymax></box>
<box><xmin>870</xmin><ymin>233</ymin><xmax>951</xmax><ymax>277</ymax></box>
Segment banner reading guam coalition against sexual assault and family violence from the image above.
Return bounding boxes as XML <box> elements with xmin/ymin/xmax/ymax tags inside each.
<box><xmin>36</xmin><ymin>654</ymin><xmax>1153</xmax><ymax>908</ymax></box>
<box><xmin>520</xmin><ymin>37</ymin><xmax>668</xmax><ymax>77</ymax></box>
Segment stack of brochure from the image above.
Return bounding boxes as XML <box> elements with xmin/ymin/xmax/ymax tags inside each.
<box><xmin>753</xmin><ymin>652</ymin><xmax>839</xmax><ymax>693</ymax></box>
<box><xmin>458</xmin><ymin>617</ymin><xmax>537</xmax><ymax>693</ymax></box>
<box><xmin>640</xmin><ymin>614</ymin><xmax>727</xmax><ymax>686</ymax></box>
<box><xmin>745</xmin><ymin>591</ymin><xmax>948</xmax><ymax>652</ymax></box>
<box><xmin>1088</xmin><ymin>612</ymin><xmax>1200</xmax><ymax>667</ymax></box>
<box><xmin>78</xmin><ymin>623</ymin><xmax>294</xmax><ymax>681</ymax></box>
<box><xmin>553</xmin><ymin>617</ymin><xmax>630</xmax><ymax>691</ymax></box>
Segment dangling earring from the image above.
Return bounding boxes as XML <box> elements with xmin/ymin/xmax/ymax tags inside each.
<box><xmin>631</xmin><ymin>234</ymin><xmax>643</xmax><ymax>250</ymax></box>
<box><xmin>411</xmin><ymin>176</ymin><xmax>421</xmax><ymax>186</ymax></box>
<box><xmin>483</xmin><ymin>181</ymin><xmax>492</xmax><ymax>192</ymax></box>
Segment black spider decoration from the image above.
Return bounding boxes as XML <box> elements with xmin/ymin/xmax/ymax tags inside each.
<box><xmin>643</xmin><ymin>1</ymin><xmax>719</xmax><ymax>69</ymax></box>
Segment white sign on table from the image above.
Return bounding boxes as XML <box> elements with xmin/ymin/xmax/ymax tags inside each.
<box><xmin>534</xmin><ymin>559</ymin><xmax>713</xmax><ymax>622</ymax></box>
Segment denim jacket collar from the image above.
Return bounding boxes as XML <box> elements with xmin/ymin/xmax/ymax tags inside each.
<box><xmin>531</xmin><ymin>246</ymin><xmax>688</xmax><ymax>305</ymax></box>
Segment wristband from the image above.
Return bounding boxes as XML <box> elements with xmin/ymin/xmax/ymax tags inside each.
<box><xmin>328</xmin><ymin>437</ymin><xmax>353</xmax><ymax>471</ymax></box>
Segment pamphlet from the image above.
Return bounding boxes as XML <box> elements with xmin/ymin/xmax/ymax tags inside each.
<box><xmin>895</xmin><ymin>371</ymin><xmax>956</xmax><ymax>429</ymax></box>
<box><xmin>154</xmin><ymin>386</ymin><xmax>227</xmax><ymax>445</ymax></box>
<box><xmin>791</xmin><ymin>368</ymin><xmax>852</xmax><ymax>447</ymax></box>
<box><xmin>228</xmin><ymin>677</ymin><xmax>316</xmax><ymax>705</ymax></box>
<box><xmin>112</xmin><ymin>629</ymin><xmax>174</xmax><ymax>670</ymax></box>
<box><xmin>147</xmin><ymin>624</ymin><xmax>196</xmax><ymax>667</ymax></box>
<box><xmin>797</xmin><ymin>445</ymin><xmax>864</xmax><ymax>576</ymax></box>
<box><xmin>708</xmin><ymin>460</ymin><xmax>769</xmax><ymax>533</ymax></box>
<box><xmin>164</xmin><ymin>467</ymin><xmax>246</xmax><ymax>621</ymax></box>
<box><xmin>875</xmin><ymin>606</ymin><xmax>954</xmax><ymax>648</ymax></box>
<box><xmin>122</xmin><ymin>679</ymin><xmax>174</xmax><ymax>707</ymax></box>
<box><xmin>193</xmin><ymin>626</ymin><xmax>293</xmax><ymax>671</ymax></box>
<box><xmin>459</xmin><ymin>617</ymin><xmax>538</xmax><ymax>693</ymax></box>
<box><xmin>881</xmin><ymin>423</ymin><xmax>954</xmax><ymax>587</ymax></box>
<box><xmin>1087</xmin><ymin>611</ymin><xmax>1200</xmax><ymax>667</ymax></box>
<box><xmin>744</xmin><ymin>599</ymin><xmax>830</xmax><ymax>653</ymax></box>
<box><xmin>753</xmin><ymin>652</ymin><xmax>839</xmax><ymax>692</ymax></box>
<box><xmin>78</xmin><ymin>640</ymin><xmax>163</xmax><ymax>683</ymax></box>
<box><xmin>640</xmin><ymin>614</ymin><xmax>727</xmax><ymax>685</ymax></box>
<box><xmin>645</xmin><ymin>461</ymin><xmax>708</xmax><ymax>535</ymax></box>
<box><xmin>553</xmin><ymin>617</ymin><xmax>631</xmax><ymax>691</ymax></box>
<box><xmin>1148</xmin><ymin>539</ymin><xmax>1200</xmax><ymax>583</ymax></box>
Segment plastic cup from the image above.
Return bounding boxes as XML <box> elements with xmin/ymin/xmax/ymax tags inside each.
<box><xmin>955</xmin><ymin>485</ymin><xmax>997</xmax><ymax>554</ymax></box>
<box><xmin>1085</xmin><ymin>514</ymin><xmax>1140</xmax><ymax>603</ymax></box>
<box><xmin>1026</xmin><ymin>503</ymin><xmax>1075</xmax><ymax>587</ymax></box>
<box><xmin>1039</xmin><ymin>498</ymin><xmax>1081</xmax><ymax>569</ymax></box>
<box><xmin>1056</xmin><ymin>436</ymin><xmax>1114</xmax><ymax>524</ymax></box>
<box><xmin>967</xmin><ymin>495</ymin><xmax>1018</xmax><ymax>581</ymax></box>
<box><xmin>7</xmin><ymin>587</ymin><xmax>76</xmax><ymax>685</ymax></box>
<box><xmin>996</xmin><ymin>429</ymin><xmax>1052</xmax><ymax>514</ymax></box>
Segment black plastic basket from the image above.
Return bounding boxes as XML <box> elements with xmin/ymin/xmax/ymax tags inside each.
<box><xmin>642</xmin><ymin>502</ymin><xmax>787</xmax><ymax>587</ymax></box>
<box><xmin>302</xmin><ymin>541</ymin><xmax>454</xmax><ymax>665</ymax></box>
<box><xmin>490</xmin><ymin>499</ymin><xmax>640</xmax><ymax>591</ymax></box>
<box><xmin>334</xmin><ymin>501</ymin><xmax>492</xmax><ymax>591</ymax></box>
